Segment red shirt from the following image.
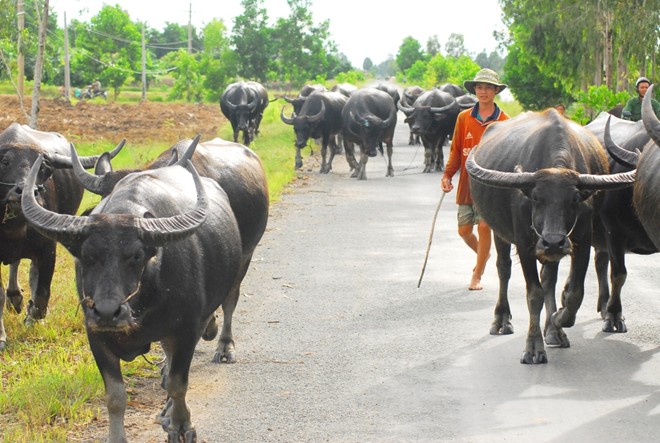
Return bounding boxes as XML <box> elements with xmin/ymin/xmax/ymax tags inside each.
<box><xmin>443</xmin><ymin>103</ymin><xmax>509</xmax><ymax>204</ymax></box>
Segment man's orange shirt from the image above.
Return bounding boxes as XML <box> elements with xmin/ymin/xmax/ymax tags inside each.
<box><xmin>443</xmin><ymin>104</ymin><xmax>509</xmax><ymax>205</ymax></box>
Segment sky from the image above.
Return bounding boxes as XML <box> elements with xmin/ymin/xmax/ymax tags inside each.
<box><xmin>51</xmin><ymin>0</ymin><xmax>508</xmax><ymax>67</ymax></box>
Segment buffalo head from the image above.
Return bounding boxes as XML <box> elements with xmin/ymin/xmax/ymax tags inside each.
<box><xmin>467</xmin><ymin>149</ymin><xmax>636</xmax><ymax>262</ymax></box>
<box><xmin>22</xmin><ymin>156</ymin><xmax>208</xmax><ymax>331</ymax></box>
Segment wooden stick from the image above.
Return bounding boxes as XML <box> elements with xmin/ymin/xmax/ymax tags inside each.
<box><xmin>417</xmin><ymin>192</ymin><xmax>446</xmax><ymax>288</ymax></box>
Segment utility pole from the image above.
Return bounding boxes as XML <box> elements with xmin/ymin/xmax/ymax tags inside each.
<box><xmin>17</xmin><ymin>0</ymin><xmax>25</xmax><ymax>100</ymax></box>
<box><xmin>188</xmin><ymin>3</ymin><xmax>192</xmax><ymax>54</ymax></box>
<box><xmin>29</xmin><ymin>0</ymin><xmax>49</xmax><ymax>129</ymax></box>
<box><xmin>142</xmin><ymin>22</ymin><xmax>147</xmax><ymax>101</ymax></box>
<box><xmin>63</xmin><ymin>12</ymin><xmax>71</xmax><ymax>103</ymax></box>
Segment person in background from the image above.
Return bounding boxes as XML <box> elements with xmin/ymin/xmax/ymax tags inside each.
<box><xmin>440</xmin><ymin>68</ymin><xmax>510</xmax><ymax>291</ymax></box>
<box><xmin>554</xmin><ymin>103</ymin><xmax>566</xmax><ymax>115</ymax></box>
<box><xmin>622</xmin><ymin>77</ymin><xmax>660</xmax><ymax>121</ymax></box>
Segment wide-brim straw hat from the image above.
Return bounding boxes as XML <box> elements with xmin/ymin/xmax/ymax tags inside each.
<box><xmin>463</xmin><ymin>68</ymin><xmax>507</xmax><ymax>95</ymax></box>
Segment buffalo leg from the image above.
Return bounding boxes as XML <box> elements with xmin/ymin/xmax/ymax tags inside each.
<box><xmin>320</xmin><ymin>134</ymin><xmax>331</xmax><ymax>174</ymax></box>
<box><xmin>295</xmin><ymin>147</ymin><xmax>303</xmax><ymax>170</ymax></box>
<box><xmin>0</xmin><ymin>272</ymin><xmax>6</xmax><ymax>351</ymax></box>
<box><xmin>354</xmin><ymin>150</ymin><xmax>369</xmax><ymax>180</ymax></box>
<box><xmin>602</xmin><ymin>243</ymin><xmax>627</xmax><ymax>333</ymax></box>
<box><xmin>160</xmin><ymin>338</ymin><xmax>197</xmax><ymax>443</ymax></box>
<box><xmin>540</xmin><ymin>262</ymin><xmax>564</xmax><ymax>346</ymax></box>
<box><xmin>25</xmin><ymin>246</ymin><xmax>56</xmax><ymax>325</ymax></box>
<box><xmin>213</xmin><ymin>259</ymin><xmax>250</xmax><ymax>364</ymax></box>
<box><xmin>214</xmin><ymin>285</ymin><xmax>239</xmax><ymax>363</ymax></box>
<box><xmin>594</xmin><ymin>248</ymin><xmax>610</xmax><ymax>318</ymax></box>
<box><xmin>519</xmin><ymin>250</ymin><xmax>547</xmax><ymax>364</ymax></box>
<box><xmin>385</xmin><ymin>142</ymin><xmax>394</xmax><ymax>177</ymax></box>
<box><xmin>550</xmin><ymin>233</ymin><xmax>591</xmax><ymax>340</ymax></box>
<box><xmin>491</xmin><ymin>236</ymin><xmax>513</xmax><ymax>335</ymax></box>
<box><xmin>434</xmin><ymin>135</ymin><xmax>448</xmax><ymax>172</ymax></box>
<box><xmin>7</xmin><ymin>261</ymin><xmax>23</xmax><ymax>313</ymax></box>
<box><xmin>89</xmin><ymin>339</ymin><xmax>128</xmax><ymax>442</ymax></box>
<box><xmin>343</xmin><ymin>141</ymin><xmax>358</xmax><ymax>171</ymax></box>
<box><xmin>422</xmin><ymin>140</ymin><xmax>433</xmax><ymax>173</ymax></box>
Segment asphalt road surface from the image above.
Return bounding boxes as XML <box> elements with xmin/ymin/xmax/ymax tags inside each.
<box><xmin>131</xmin><ymin>114</ymin><xmax>660</xmax><ymax>443</ymax></box>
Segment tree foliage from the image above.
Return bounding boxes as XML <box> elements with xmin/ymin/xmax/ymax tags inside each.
<box><xmin>499</xmin><ymin>0</ymin><xmax>660</xmax><ymax>110</ymax></box>
<box><xmin>396</xmin><ymin>36</ymin><xmax>424</xmax><ymax>72</ymax></box>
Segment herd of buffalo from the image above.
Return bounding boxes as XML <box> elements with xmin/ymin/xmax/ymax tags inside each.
<box><xmin>1</xmin><ymin>79</ymin><xmax>659</xmax><ymax>441</ymax></box>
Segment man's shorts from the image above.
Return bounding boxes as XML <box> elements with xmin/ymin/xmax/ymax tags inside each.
<box><xmin>457</xmin><ymin>204</ymin><xmax>483</xmax><ymax>226</ymax></box>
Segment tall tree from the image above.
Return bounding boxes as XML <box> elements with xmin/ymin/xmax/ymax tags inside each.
<box><xmin>426</xmin><ymin>35</ymin><xmax>441</xmax><ymax>57</ymax></box>
<box><xmin>68</xmin><ymin>5</ymin><xmax>142</xmax><ymax>97</ymax></box>
<box><xmin>200</xmin><ymin>18</ymin><xmax>237</xmax><ymax>101</ymax></box>
<box><xmin>272</xmin><ymin>0</ymin><xmax>334</xmax><ymax>85</ymax></box>
<box><xmin>445</xmin><ymin>33</ymin><xmax>467</xmax><ymax>57</ymax></box>
<box><xmin>396</xmin><ymin>36</ymin><xmax>424</xmax><ymax>72</ymax></box>
<box><xmin>231</xmin><ymin>0</ymin><xmax>272</xmax><ymax>82</ymax></box>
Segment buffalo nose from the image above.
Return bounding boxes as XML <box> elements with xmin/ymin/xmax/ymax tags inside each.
<box><xmin>92</xmin><ymin>299</ymin><xmax>125</xmax><ymax>325</ymax></box>
<box><xmin>539</xmin><ymin>234</ymin><xmax>572</xmax><ymax>255</ymax></box>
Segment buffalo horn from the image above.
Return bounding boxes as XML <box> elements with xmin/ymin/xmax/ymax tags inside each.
<box><xmin>576</xmin><ymin>169</ymin><xmax>636</xmax><ymax>190</ymax></box>
<box><xmin>429</xmin><ymin>97</ymin><xmax>457</xmax><ymax>114</ymax></box>
<box><xmin>280</xmin><ymin>106</ymin><xmax>296</xmax><ymax>125</ymax></box>
<box><xmin>137</xmin><ymin>160</ymin><xmax>208</xmax><ymax>246</ymax></box>
<box><xmin>381</xmin><ymin>105</ymin><xmax>397</xmax><ymax>128</ymax></box>
<box><xmin>305</xmin><ymin>101</ymin><xmax>326</xmax><ymax>123</ymax></box>
<box><xmin>45</xmin><ymin>139</ymin><xmax>126</xmax><ymax>169</ymax></box>
<box><xmin>397</xmin><ymin>100</ymin><xmax>415</xmax><ymax>115</ymax></box>
<box><xmin>642</xmin><ymin>84</ymin><xmax>660</xmax><ymax>146</ymax></box>
<box><xmin>171</xmin><ymin>134</ymin><xmax>201</xmax><ymax>167</ymax></box>
<box><xmin>22</xmin><ymin>157</ymin><xmax>208</xmax><ymax>247</ymax></box>
<box><xmin>604</xmin><ymin>116</ymin><xmax>639</xmax><ymax>168</ymax></box>
<box><xmin>466</xmin><ymin>148</ymin><xmax>536</xmax><ymax>189</ymax></box>
<box><xmin>70</xmin><ymin>143</ymin><xmax>107</xmax><ymax>194</ymax></box>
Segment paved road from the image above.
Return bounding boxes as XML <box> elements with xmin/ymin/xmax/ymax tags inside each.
<box><xmin>131</xmin><ymin>116</ymin><xmax>660</xmax><ymax>443</ymax></box>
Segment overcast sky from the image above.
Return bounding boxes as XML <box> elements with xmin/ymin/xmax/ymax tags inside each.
<box><xmin>51</xmin><ymin>0</ymin><xmax>507</xmax><ymax>67</ymax></box>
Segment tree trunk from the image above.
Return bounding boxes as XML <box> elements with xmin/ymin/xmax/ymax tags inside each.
<box><xmin>29</xmin><ymin>0</ymin><xmax>49</xmax><ymax>129</ymax></box>
<box><xmin>617</xmin><ymin>46</ymin><xmax>626</xmax><ymax>92</ymax></box>
<box><xmin>603</xmin><ymin>12</ymin><xmax>613</xmax><ymax>89</ymax></box>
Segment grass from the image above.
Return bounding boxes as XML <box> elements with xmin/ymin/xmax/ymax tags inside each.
<box><xmin>0</xmin><ymin>99</ymin><xmax>299</xmax><ymax>442</ymax></box>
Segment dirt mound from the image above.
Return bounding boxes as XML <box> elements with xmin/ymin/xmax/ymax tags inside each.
<box><xmin>0</xmin><ymin>95</ymin><xmax>225</xmax><ymax>144</ymax></box>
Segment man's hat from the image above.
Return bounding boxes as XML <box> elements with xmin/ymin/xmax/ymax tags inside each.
<box><xmin>464</xmin><ymin>68</ymin><xmax>507</xmax><ymax>95</ymax></box>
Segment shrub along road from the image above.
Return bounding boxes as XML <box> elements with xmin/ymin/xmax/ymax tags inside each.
<box><xmin>125</xmin><ymin>116</ymin><xmax>660</xmax><ymax>443</ymax></box>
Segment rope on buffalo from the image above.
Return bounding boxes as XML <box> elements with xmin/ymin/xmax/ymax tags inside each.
<box><xmin>417</xmin><ymin>191</ymin><xmax>446</xmax><ymax>288</ymax></box>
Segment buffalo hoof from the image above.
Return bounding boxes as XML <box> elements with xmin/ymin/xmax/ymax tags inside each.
<box><xmin>545</xmin><ymin>324</ymin><xmax>570</xmax><ymax>348</ymax></box>
<box><xmin>367</xmin><ymin>149</ymin><xmax>377</xmax><ymax>158</ymax></box>
<box><xmin>602</xmin><ymin>317</ymin><xmax>627</xmax><ymax>333</ymax></box>
<box><xmin>24</xmin><ymin>300</ymin><xmax>46</xmax><ymax>326</ymax></box>
<box><xmin>8</xmin><ymin>290</ymin><xmax>23</xmax><ymax>313</ymax></box>
<box><xmin>0</xmin><ymin>340</ymin><xmax>6</xmax><ymax>351</ymax></box>
<box><xmin>423</xmin><ymin>165</ymin><xmax>433</xmax><ymax>173</ymax></box>
<box><xmin>167</xmin><ymin>428</ymin><xmax>197</xmax><ymax>443</ymax></box>
<box><xmin>295</xmin><ymin>161</ymin><xmax>303</xmax><ymax>170</ymax></box>
<box><xmin>489</xmin><ymin>321</ymin><xmax>514</xmax><ymax>335</ymax></box>
<box><xmin>212</xmin><ymin>350</ymin><xmax>236</xmax><ymax>364</ymax></box>
<box><xmin>520</xmin><ymin>350</ymin><xmax>548</xmax><ymax>364</ymax></box>
<box><xmin>320</xmin><ymin>165</ymin><xmax>330</xmax><ymax>174</ymax></box>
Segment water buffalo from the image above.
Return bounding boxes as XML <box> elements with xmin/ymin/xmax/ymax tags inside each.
<box><xmin>341</xmin><ymin>87</ymin><xmax>397</xmax><ymax>180</ymax></box>
<box><xmin>438</xmin><ymin>82</ymin><xmax>467</xmax><ymax>98</ymax></box>
<box><xmin>0</xmin><ymin>123</ymin><xmax>119</xmax><ymax>350</ymax></box>
<box><xmin>398</xmin><ymin>88</ymin><xmax>472</xmax><ymax>173</ymax></box>
<box><xmin>636</xmin><ymin>85</ymin><xmax>660</xmax><ymax>249</ymax></box>
<box><xmin>70</xmin><ymin>137</ymin><xmax>269</xmax><ymax>363</ymax></box>
<box><xmin>280</xmin><ymin>90</ymin><xmax>348</xmax><ymax>172</ymax></box>
<box><xmin>331</xmin><ymin>82</ymin><xmax>357</xmax><ymax>98</ymax></box>
<box><xmin>585</xmin><ymin>112</ymin><xmax>656</xmax><ymax>334</ymax></box>
<box><xmin>399</xmin><ymin>85</ymin><xmax>425</xmax><ymax>145</ymax></box>
<box><xmin>220</xmin><ymin>80</ymin><xmax>269</xmax><ymax>146</ymax></box>
<box><xmin>466</xmin><ymin>109</ymin><xmax>635</xmax><ymax>364</ymax></box>
<box><xmin>283</xmin><ymin>83</ymin><xmax>328</xmax><ymax>114</ymax></box>
<box><xmin>373</xmin><ymin>82</ymin><xmax>401</xmax><ymax>107</ymax></box>
<box><xmin>23</xmin><ymin>150</ymin><xmax>243</xmax><ymax>443</ymax></box>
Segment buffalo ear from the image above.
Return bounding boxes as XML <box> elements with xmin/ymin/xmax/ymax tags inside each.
<box><xmin>38</xmin><ymin>158</ymin><xmax>54</xmax><ymax>181</ymax></box>
<box><xmin>94</xmin><ymin>152</ymin><xmax>114</xmax><ymax>175</ymax></box>
<box><xmin>579</xmin><ymin>190</ymin><xmax>596</xmax><ymax>202</ymax></box>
